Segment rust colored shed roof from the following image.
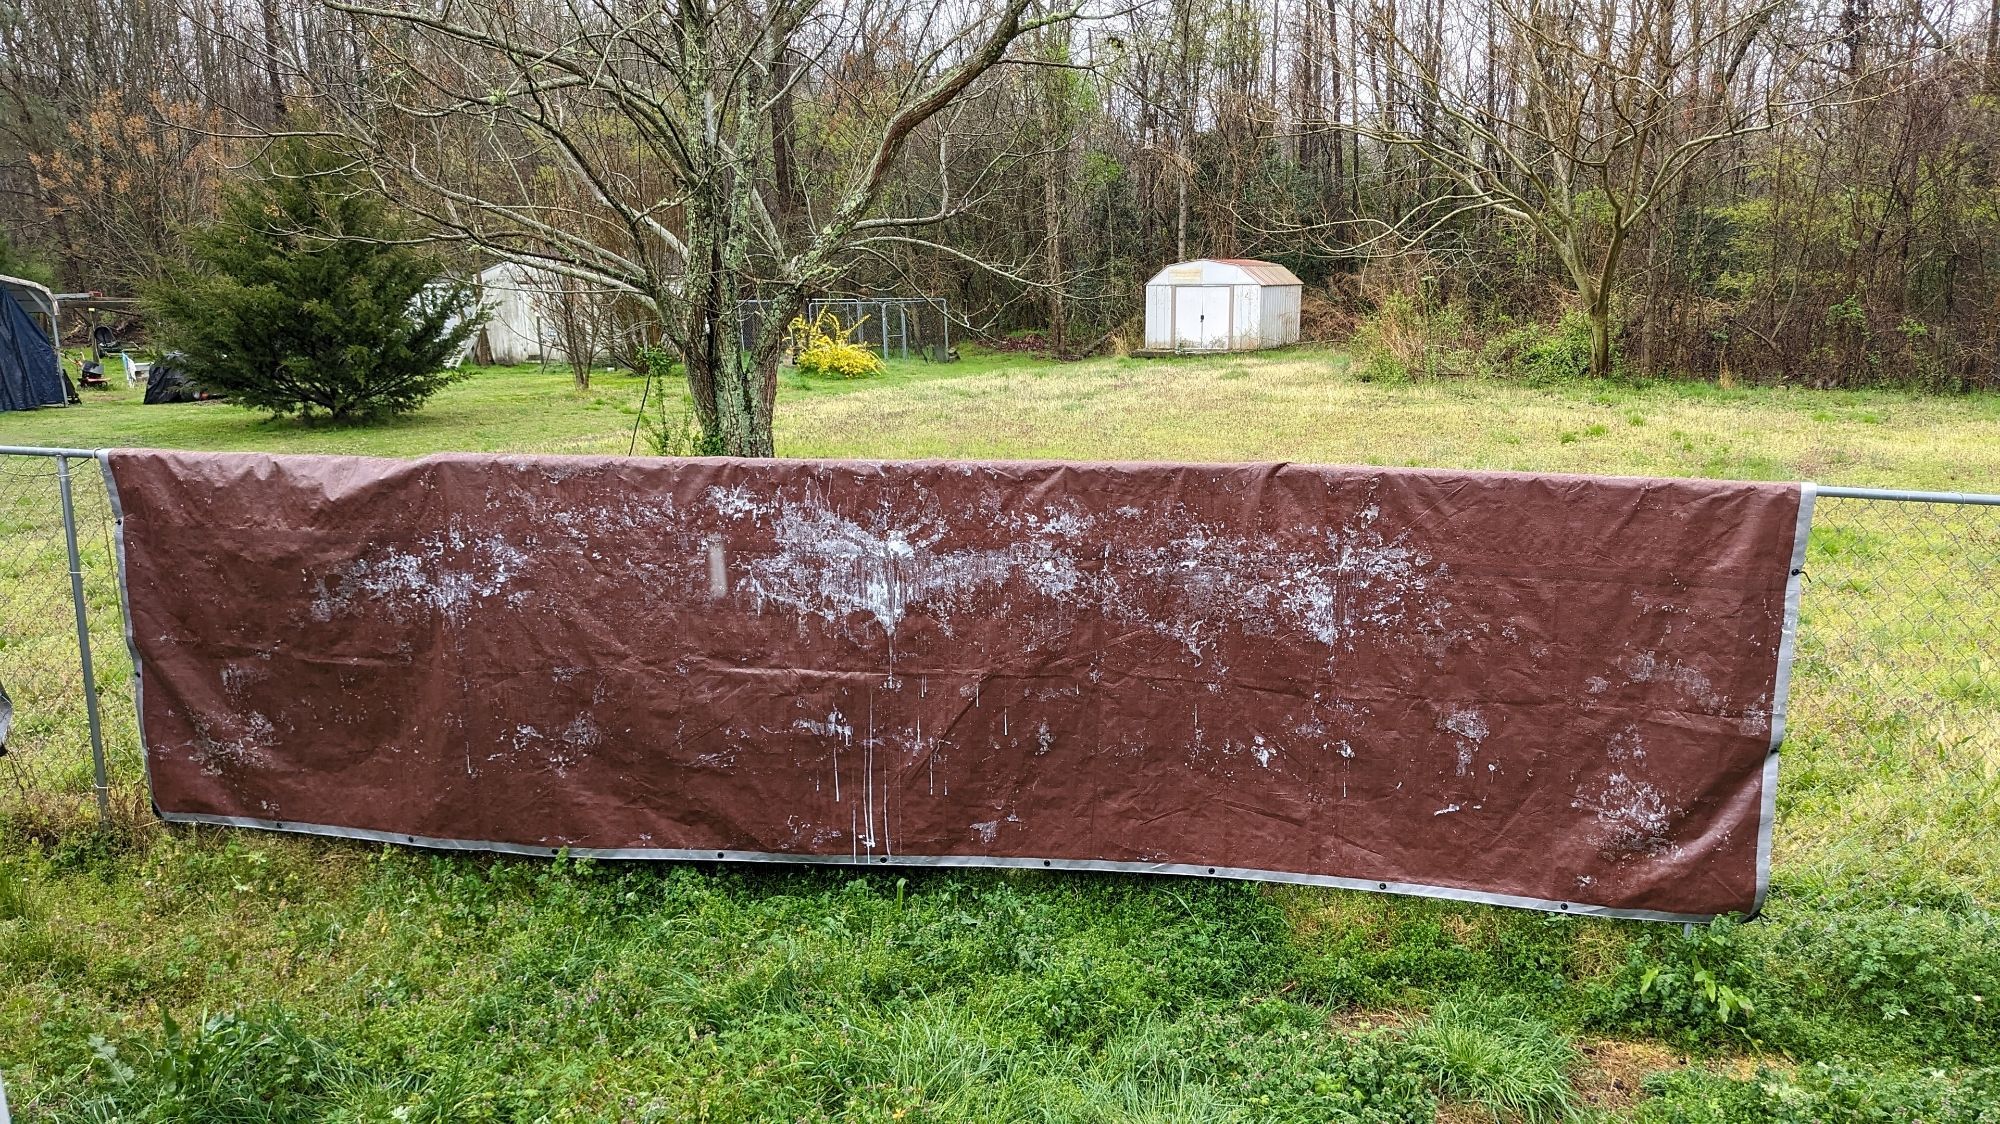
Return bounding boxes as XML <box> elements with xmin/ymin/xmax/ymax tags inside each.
<box><xmin>1148</xmin><ymin>258</ymin><xmax>1303</xmax><ymax>287</ymax></box>
<box><xmin>1208</xmin><ymin>258</ymin><xmax>1303</xmax><ymax>286</ymax></box>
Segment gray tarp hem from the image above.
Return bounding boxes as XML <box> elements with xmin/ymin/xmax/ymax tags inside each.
<box><xmin>1752</xmin><ymin>481</ymin><xmax>1816</xmax><ymax>915</ymax></box>
<box><xmin>99</xmin><ymin>452</ymin><xmax>159</xmax><ymax>807</ymax></box>
<box><xmin>159</xmin><ymin>810</ymin><xmax>1723</xmax><ymax>923</ymax></box>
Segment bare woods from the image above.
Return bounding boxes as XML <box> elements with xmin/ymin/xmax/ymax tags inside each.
<box><xmin>3</xmin><ymin>0</ymin><xmax>1995</xmax><ymax>390</ymax></box>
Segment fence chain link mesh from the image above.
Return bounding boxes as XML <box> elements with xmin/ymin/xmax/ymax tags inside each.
<box><xmin>1</xmin><ymin>449</ymin><xmax>1993</xmax><ymax>908</ymax></box>
<box><xmin>738</xmin><ymin>297</ymin><xmax>956</xmax><ymax>362</ymax></box>
<box><xmin>0</xmin><ymin>454</ymin><xmax>136</xmax><ymax>829</ymax></box>
<box><xmin>1784</xmin><ymin>494</ymin><xmax>1999</xmax><ymax>903</ymax></box>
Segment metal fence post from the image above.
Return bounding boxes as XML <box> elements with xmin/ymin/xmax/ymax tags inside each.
<box><xmin>55</xmin><ymin>454</ymin><xmax>111</xmax><ymax>821</ymax></box>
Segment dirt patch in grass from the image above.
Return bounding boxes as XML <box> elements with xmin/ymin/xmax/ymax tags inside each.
<box><xmin>1327</xmin><ymin>1006</ymin><xmax>1418</xmax><ymax>1034</ymax></box>
<box><xmin>1573</xmin><ymin>1036</ymin><xmax>1686</xmax><ymax>1114</ymax></box>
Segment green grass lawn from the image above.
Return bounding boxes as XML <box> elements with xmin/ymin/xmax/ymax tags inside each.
<box><xmin>9</xmin><ymin>348</ymin><xmax>2000</xmax><ymax>488</ymax></box>
<box><xmin>2</xmin><ymin>350</ymin><xmax>1997</xmax><ymax>1122</ymax></box>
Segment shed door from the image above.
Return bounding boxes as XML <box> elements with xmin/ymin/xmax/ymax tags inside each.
<box><xmin>1173</xmin><ymin>286</ymin><xmax>1231</xmax><ymax>350</ymax></box>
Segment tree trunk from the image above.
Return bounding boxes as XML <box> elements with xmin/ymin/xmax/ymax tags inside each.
<box><xmin>1588</xmin><ymin>299</ymin><xmax>1613</xmax><ymax>378</ymax></box>
<box><xmin>1046</xmin><ymin>155</ymin><xmax>1066</xmax><ymax>355</ymax></box>
<box><xmin>1175</xmin><ymin>150</ymin><xmax>1189</xmax><ymax>262</ymax></box>
<box><xmin>259</xmin><ymin>0</ymin><xmax>287</xmax><ymax>125</ymax></box>
<box><xmin>769</xmin><ymin>49</ymin><xmax>805</xmax><ymax>230</ymax></box>
<box><xmin>683</xmin><ymin>277</ymin><xmax>796</xmax><ymax>457</ymax></box>
<box><xmin>694</xmin><ymin>350</ymin><xmax>776</xmax><ymax>457</ymax></box>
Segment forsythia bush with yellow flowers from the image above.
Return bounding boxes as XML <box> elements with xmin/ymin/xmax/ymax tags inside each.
<box><xmin>787</xmin><ymin>311</ymin><xmax>884</xmax><ymax>378</ymax></box>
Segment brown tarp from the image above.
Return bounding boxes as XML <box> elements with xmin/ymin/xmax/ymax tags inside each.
<box><xmin>105</xmin><ymin>450</ymin><xmax>1811</xmax><ymax>921</ymax></box>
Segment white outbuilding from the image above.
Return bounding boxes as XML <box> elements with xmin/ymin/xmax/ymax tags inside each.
<box><xmin>1142</xmin><ymin>258</ymin><xmax>1303</xmax><ymax>353</ymax></box>
<box><xmin>474</xmin><ymin>261</ymin><xmax>564</xmax><ymax>365</ymax></box>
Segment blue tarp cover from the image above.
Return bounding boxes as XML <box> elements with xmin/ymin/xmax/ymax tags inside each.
<box><xmin>0</xmin><ymin>286</ymin><xmax>66</xmax><ymax>411</ymax></box>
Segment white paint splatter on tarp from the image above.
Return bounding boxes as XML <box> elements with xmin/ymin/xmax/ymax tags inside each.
<box><xmin>793</xmin><ymin>712</ymin><xmax>853</xmax><ymax>743</ymax></box>
<box><xmin>705</xmin><ymin>485</ymin><xmax>763</xmax><ymax>520</ymax></box>
<box><xmin>1736</xmin><ymin>702</ymin><xmax>1771</xmax><ymax>738</ymax></box>
<box><xmin>559</xmin><ymin>715</ymin><xmax>602</xmax><ymax>750</ymax></box>
<box><xmin>727</xmin><ymin>497</ymin><xmax>1061</xmax><ymax>650</ymax></box>
<box><xmin>310</xmin><ymin>528</ymin><xmax>530</xmax><ymax>625</ymax></box>
<box><xmin>498</xmin><ymin>716</ymin><xmax>600</xmax><ymax>777</ymax></box>
<box><xmin>219</xmin><ymin>659</ymin><xmax>271</xmax><ymax>701</ymax></box>
<box><xmin>1572</xmin><ymin>727</ymin><xmax>1682</xmax><ymax>858</ymax></box>
<box><xmin>185</xmin><ymin>712</ymin><xmax>276</xmax><ymax>776</ymax></box>
<box><xmin>1576</xmin><ymin>773</ymin><xmax>1676</xmax><ymax>857</ymax></box>
<box><xmin>293</xmin><ymin>474</ymin><xmax>1637</xmax><ymax>864</ymax></box>
<box><xmin>1620</xmin><ymin>651</ymin><xmax>1725</xmax><ymax>711</ymax></box>
<box><xmin>699</xmin><ymin>487</ymin><xmax>1461</xmax><ymax>678</ymax></box>
<box><xmin>1438</xmin><ymin>705</ymin><xmax>1489</xmax><ymax>776</ymax></box>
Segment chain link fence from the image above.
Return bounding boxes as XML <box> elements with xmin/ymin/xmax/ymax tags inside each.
<box><xmin>739</xmin><ymin>296</ymin><xmax>957</xmax><ymax>362</ymax></box>
<box><xmin>1</xmin><ymin>452</ymin><xmax>1993</xmax><ymax>906</ymax></box>
<box><xmin>1782</xmin><ymin>488</ymin><xmax>2000</xmax><ymax>902</ymax></box>
<box><xmin>0</xmin><ymin>450</ymin><xmax>136</xmax><ymax>832</ymax></box>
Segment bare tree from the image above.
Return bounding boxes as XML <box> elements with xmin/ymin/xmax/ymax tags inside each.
<box><xmin>1343</xmin><ymin>0</ymin><xmax>1858</xmax><ymax>374</ymax></box>
<box><xmin>276</xmin><ymin>0</ymin><xmax>1079</xmax><ymax>455</ymax></box>
<box><xmin>534</xmin><ymin>280</ymin><xmax>618</xmax><ymax>389</ymax></box>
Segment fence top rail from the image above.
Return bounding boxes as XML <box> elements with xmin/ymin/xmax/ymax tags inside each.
<box><xmin>2</xmin><ymin>447</ymin><xmax>1995</xmax><ymax>506</ymax></box>
<box><xmin>0</xmin><ymin>445</ymin><xmax>100</xmax><ymax>459</ymax></box>
<box><xmin>1815</xmin><ymin>484</ymin><xmax>2000</xmax><ymax>506</ymax></box>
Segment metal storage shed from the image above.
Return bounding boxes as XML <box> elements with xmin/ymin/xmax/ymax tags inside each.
<box><xmin>1142</xmin><ymin>258</ymin><xmax>1302</xmax><ymax>353</ymax></box>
